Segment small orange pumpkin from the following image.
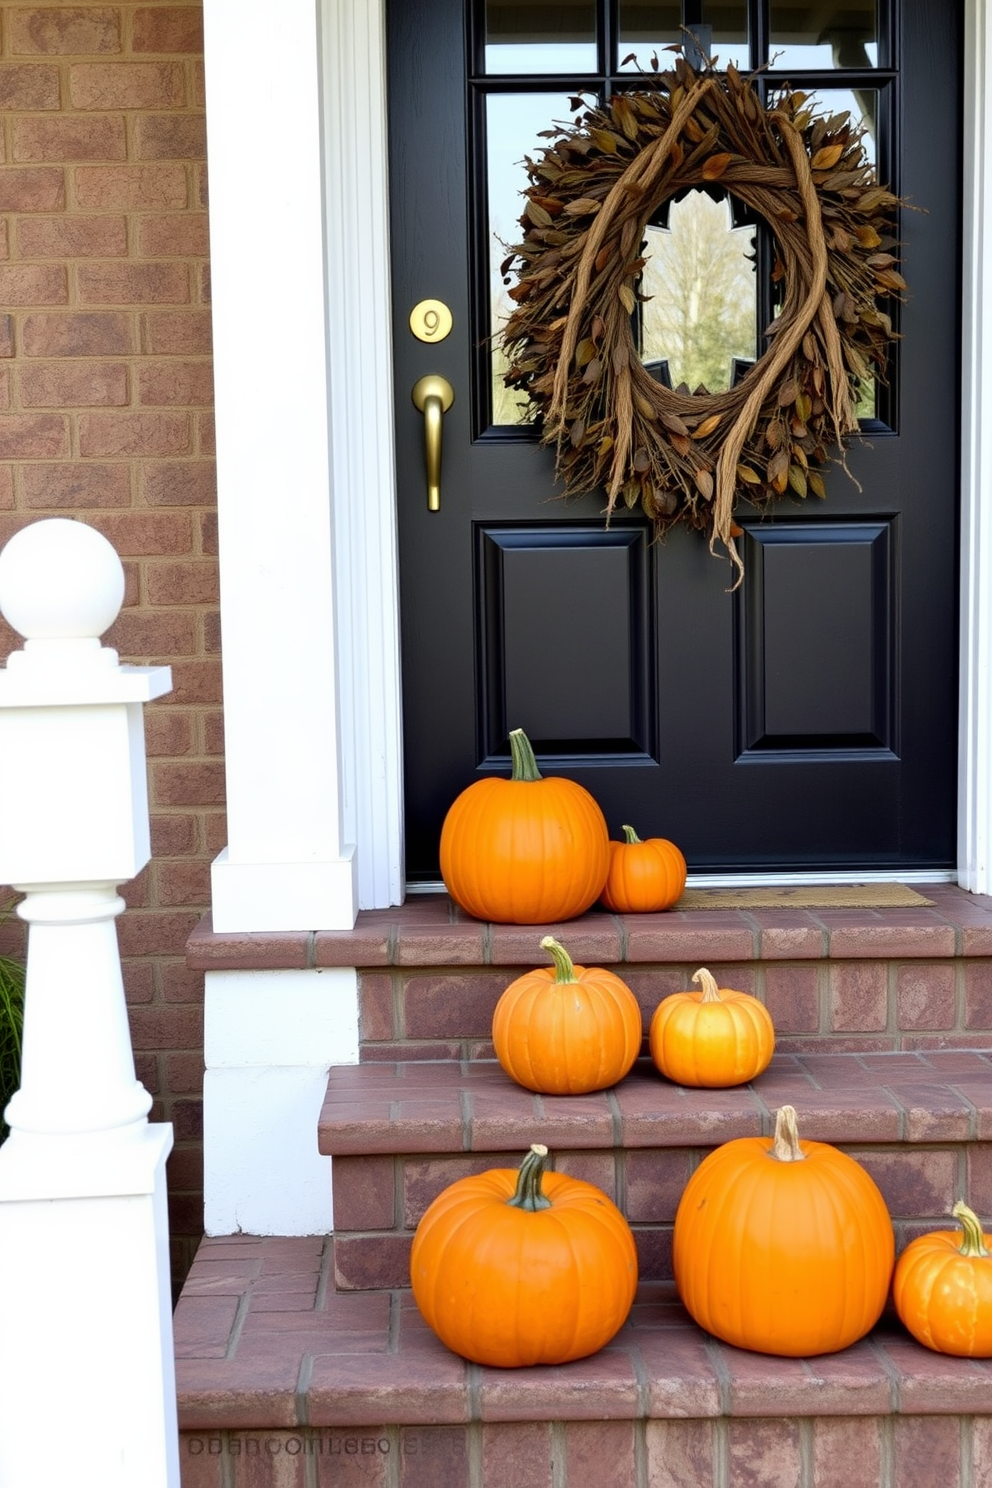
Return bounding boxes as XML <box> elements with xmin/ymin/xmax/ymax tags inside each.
<box><xmin>649</xmin><ymin>967</ymin><xmax>775</xmax><ymax>1087</ymax></box>
<box><xmin>673</xmin><ymin>1104</ymin><xmax>894</xmax><ymax>1356</ymax></box>
<box><xmin>410</xmin><ymin>1142</ymin><xmax>638</xmax><ymax>1367</ymax></box>
<box><xmin>893</xmin><ymin>1201</ymin><xmax>992</xmax><ymax>1356</ymax></box>
<box><xmin>492</xmin><ymin>935</ymin><xmax>642</xmax><ymax>1094</ymax></box>
<box><xmin>439</xmin><ymin>727</ymin><xmax>609</xmax><ymax>924</ymax></box>
<box><xmin>600</xmin><ymin>825</ymin><xmax>686</xmax><ymax>912</ymax></box>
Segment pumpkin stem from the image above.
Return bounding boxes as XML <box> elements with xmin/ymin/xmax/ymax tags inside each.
<box><xmin>509</xmin><ymin>728</ymin><xmax>543</xmax><ymax>782</ymax></box>
<box><xmin>506</xmin><ymin>1143</ymin><xmax>553</xmax><ymax>1212</ymax></box>
<box><xmin>621</xmin><ymin>824</ymin><xmax>643</xmax><ymax>844</ymax></box>
<box><xmin>769</xmin><ymin>1104</ymin><xmax>806</xmax><ymax>1163</ymax></box>
<box><xmin>540</xmin><ymin>935</ymin><xmax>577</xmax><ymax>984</ymax></box>
<box><xmin>692</xmin><ymin>967</ymin><xmax>721</xmax><ymax>1003</ymax></box>
<box><xmin>952</xmin><ymin>1200</ymin><xmax>991</xmax><ymax>1258</ymax></box>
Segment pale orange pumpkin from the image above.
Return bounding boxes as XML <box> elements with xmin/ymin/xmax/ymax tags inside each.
<box><xmin>600</xmin><ymin>825</ymin><xmax>686</xmax><ymax>912</ymax></box>
<box><xmin>439</xmin><ymin>727</ymin><xmax>609</xmax><ymax>924</ymax></box>
<box><xmin>673</xmin><ymin>1104</ymin><xmax>895</xmax><ymax>1356</ymax></box>
<box><xmin>492</xmin><ymin>935</ymin><xmax>642</xmax><ymax>1094</ymax></box>
<box><xmin>649</xmin><ymin>967</ymin><xmax>775</xmax><ymax>1087</ymax></box>
<box><xmin>893</xmin><ymin>1201</ymin><xmax>992</xmax><ymax>1356</ymax></box>
<box><xmin>410</xmin><ymin>1143</ymin><xmax>638</xmax><ymax>1367</ymax></box>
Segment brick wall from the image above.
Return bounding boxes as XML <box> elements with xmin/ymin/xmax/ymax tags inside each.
<box><xmin>0</xmin><ymin>1</ymin><xmax>216</xmax><ymax>1288</ymax></box>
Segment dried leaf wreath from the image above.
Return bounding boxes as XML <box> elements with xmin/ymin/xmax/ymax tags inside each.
<box><xmin>500</xmin><ymin>55</ymin><xmax>905</xmax><ymax>583</ymax></box>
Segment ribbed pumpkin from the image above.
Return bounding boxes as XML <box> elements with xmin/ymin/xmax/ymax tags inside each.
<box><xmin>649</xmin><ymin>967</ymin><xmax>775</xmax><ymax>1087</ymax></box>
<box><xmin>492</xmin><ymin>935</ymin><xmax>642</xmax><ymax>1094</ymax></box>
<box><xmin>439</xmin><ymin>727</ymin><xmax>609</xmax><ymax>924</ymax></box>
<box><xmin>673</xmin><ymin>1104</ymin><xmax>894</xmax><ymax>1356</ymax></box>
<box><xmin>893</xmin><ymin>1201</ymin><xmax>992</xmax><ymax>1356</ymax></box>
<box><xmin>600</xmin><ymin>825</ymin><xmax>687</xmax><ymax>912</ymax></box>
<box><xmin>410</xmin><ymin>1143</ymin><xmax>638</xmax><ymax>1367</ymax></box>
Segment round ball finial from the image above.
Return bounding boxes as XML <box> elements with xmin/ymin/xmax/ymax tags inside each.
<box><xmin>0</xmin><ymin>519</ymin><xmax>125</xmax><ymax>642</ymax></box>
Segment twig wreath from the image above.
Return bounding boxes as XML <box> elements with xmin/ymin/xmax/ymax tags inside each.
<box><xmin>500</xmin><ymin>55</ymin><xmax>905</xmax><ymax>583</ymax></box>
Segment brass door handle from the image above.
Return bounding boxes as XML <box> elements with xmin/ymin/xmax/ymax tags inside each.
<box><xmin>411</xmin><ymin>375</ymin><xmax>454</xmax><ymax>511</ymax></box>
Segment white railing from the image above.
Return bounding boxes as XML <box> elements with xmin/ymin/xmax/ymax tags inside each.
<box><xmin>0</xmin><ymin>519</ymin><xmax>179</xmax><ymax>1488</ymax></box>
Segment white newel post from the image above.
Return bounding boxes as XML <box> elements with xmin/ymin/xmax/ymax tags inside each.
<box><xmin>0</xmin><ymin>520</ymin><xmax>178</xmax><ymax>1488</ymax></box>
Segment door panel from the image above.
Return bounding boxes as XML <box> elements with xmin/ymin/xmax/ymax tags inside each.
<box><xmin>389</xmin><ymin>0</ymin><xmax>960</xmax><ymax>882</ymax></box>
<box><xmin>477</xmin><ymin>524</ymin><xmax>656</xmax><ymax>761</ymax></box>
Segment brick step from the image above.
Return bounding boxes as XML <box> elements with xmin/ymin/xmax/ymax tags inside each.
<box><xmin>318</xmin><ymin>1051</ymin><xmax>992</xmax><ymax>1291</ymax></box>
<box><xmin>185</xmin><ymin>885</ymin><xmax>992</xmax><ymax>1058</ymax></box>
<box><xmin>175</xmin><ymin>1235</ymin><xmax>992</xmax><ymax>1488</ymax></box>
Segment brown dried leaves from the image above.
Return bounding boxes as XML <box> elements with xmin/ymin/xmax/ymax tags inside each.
<box><xmin>500</xmin><ymin>56</ymin><xmax>903</xmax><ymax>563</ymax></box>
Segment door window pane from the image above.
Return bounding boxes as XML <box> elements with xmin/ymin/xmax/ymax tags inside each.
<box><xmin>810</xmin><ymin>88</ymin><xmax>880</xmax><ymax>417</ymax></box>
<box><xmin>619</xmin><ymin>1</ymin><xmax>749</xmax><ymax>72</ymax></box>
<box><xmin>640</xmin><ymin>190</ymin><xmax>756</xmax><ymax>394</ymax></box>
<box><xmin>485</xmin><ymin>0</ymin><xmax>598</xmax><ymax>73</ymax></box>
<box><xmin>804</xmin><ymin>85</ymin><xmax>878</xmax><ymax>166</ymax></box>
<box><xmin>769</xmin><ymin>1</ymin><xmax>877</xmax><ymax>70</ymax></box>
<box><xmin>488</xmin><ymin>92</ymin><xmax>573</xmax><ymax>424</ymax></box>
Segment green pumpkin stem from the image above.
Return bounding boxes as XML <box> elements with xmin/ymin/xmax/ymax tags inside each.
<box><xmin>769</xmin><ymin>1105</ymin><xmax>806</xmax><ymax>1163</ymax></box>
<box><xmin>952</xmin><ymin>1200</ymin><xmax>990</xmax><ymax>1257</ymax></box>
<box><xmin>540</xmin><ymin>935</ymin><xmax>577</xmax><ymax>984</ymax></box>
<box><xmin>621</xmin><ymin>824</ymin><xmax>643</xmax><ymax>844</ymax></box>
<box><xmin>509</xmin><ymin>728</ymin><xmax>543</xmax><ymax>782</ymax></box>
<box><xmin>506</xmin><ymin>1143</ymin><xmax>553</xmax><ymax>1212</ymax></box>
<box><xmin>692</xmin><ymin>967</ymin><xmax>722</xmax><ymax>1003</ymax></box>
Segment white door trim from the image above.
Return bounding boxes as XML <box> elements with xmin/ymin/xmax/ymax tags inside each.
<box><xmin>202</xmin><ymin>0</ymin><xmax>990</xmax><ymax>930</ymax></box>
<box><xmin>957</xmin><ymin>0</ymin><xmax>992</xmax><ymax>893</ymax></box>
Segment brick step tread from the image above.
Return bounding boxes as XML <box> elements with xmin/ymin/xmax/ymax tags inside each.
<box><xmin>317</xmin><ymin>1050</ymin><xmax>992</xmax><ymax>1157</ymax></box>
<box><xmin>175</xmin><ymin>1236</ymin><xmax>992</xmax><ymax>1436</ymax></box>
<box><xmin>186</xmin><ymin>883</ymin><xmax>992</xmax><ymax>972</ymax></box>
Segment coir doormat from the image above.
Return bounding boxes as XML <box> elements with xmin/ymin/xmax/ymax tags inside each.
<box><xmin>676</xmin><ymin>884</ymin><xmax>936</xmax><ymax>910</ymax></box>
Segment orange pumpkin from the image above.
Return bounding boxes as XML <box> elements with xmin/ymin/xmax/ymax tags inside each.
<box><xmin>673</xmin><ymin>1104</ymin><xmax>894</xmax><ymax>1356</ymax></box>
<box><xmin>492</xmin><ymin>935</ymin><xmax>642</xmax><ymax>1094</ymax></box>
<box><xmin>410</xmin><ymin>1143</ymin><xmax>638</xmax><ymax>1367</ymax></box>
<box><xmin>439</xmin><ymin>727</ymin><xmax>609</xmax><ymax>924</ymax></box>
<box><xmin>600</xmin><ymin>825</ymin><xmax>686</xmax><ymax>912</ymax></box>
<box><xmin>893</xmin><ymin>1201</ymin><xmax>992</xmax><ymax>1356</ymax></box>
<box><xmin>649</xmin><ymin>967</ymin><xmax>775</xmax><ymax>1087</ymax></box>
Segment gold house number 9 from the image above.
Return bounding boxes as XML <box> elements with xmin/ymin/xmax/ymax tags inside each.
<box><xmin>409</xmin><ymin>299</ymin><xmax>453</xmax><ymax>343</ymax></box>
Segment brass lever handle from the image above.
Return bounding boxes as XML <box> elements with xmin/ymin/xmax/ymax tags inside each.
<box><xmin>411</xmin><ymin>374</ymin><xmax>455</xmax><ymax>511</ymax></box>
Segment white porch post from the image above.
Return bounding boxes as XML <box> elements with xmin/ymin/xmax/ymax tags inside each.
<box><xmin>0</xmin><ymin>520</ymin><xmax>177</xmax><ymax>1488</ymax></box>
<box><xmin>958</xmin><ymin>0</ymin><xmax>992</xmax><ymax>894</ymax></box>
<box><xmin>203</xmin><ymin>0</ymin><xmax>365</xmax><ymax>932</ymax></box>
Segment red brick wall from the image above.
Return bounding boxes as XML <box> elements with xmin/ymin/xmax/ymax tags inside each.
<box><xmin>0</xmin><ymin>1</ymin><xmax>215</xmax><ymax>1287</ymax></box>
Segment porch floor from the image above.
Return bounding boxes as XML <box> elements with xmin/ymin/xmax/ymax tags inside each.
<box><xmin>185</xmin><ymin>882</ymin><xmax>992</xmax><ymax>975</ymax></box>
<box><xmin>175</xmin><ymin>1233</ymin><xmax>992</xmax><ymax>1434</ymax></box>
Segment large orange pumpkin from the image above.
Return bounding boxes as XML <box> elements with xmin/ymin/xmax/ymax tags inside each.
<box><xmin>893</xmin><ymin>1201</ymin><xmax>992</xmax><ymax>1356</ymax></box>
<box><xmin>410</xmin><ymin>1143</ymin><xmax>638</xmax><ymax>1367</ymax></box>
<box><xmin>600</xmin><ymin>825</ymin><xmax>686</xmax><ymax>912</ymax></box>
<box><xmin>649</xmin><ymin>967</ymin><xmax>775</xmax><ymax>1087</ymax></box>
<box><xmin>673</xmin><ymin>1105</ymin><xmax>894</xmax><ymax>1356</ymax></box>
<box><xmin>440</xmin><ymin>727</ymin><xmax>609</xmax><ymax>923</ymax></box>
<box><xmin>492</xmin><ymin>935</ymin><xmax>642</xmax><ymax>1094</ymax></box>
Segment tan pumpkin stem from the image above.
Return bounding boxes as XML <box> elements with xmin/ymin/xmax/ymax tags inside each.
<box><xmin>769</xmin><ymin>1104</ymin><xmax>807</xmax><ymax>1163</ymax></box>
<box><xmin>506</xmin><ymin>1143</ymin><xmax>553</xmax><ymax>1212</ymax></box>
<box><xmin>540</xmin><ymin>936</ymin><xmax>577</xmax><ymax>985</ymax></box>
<box><xmin>951</xmin><ymin>1200</ymin><xmax>990</xmax><ymax>1257</ymax></box>
<box><xmin>692</xmin><ymin>968</ymin><xmax>721</xmax><ymax>1003</ymax></box>
<box><xmin>509</xmin><ymin>727</ymin><xmax>543</xmax><ymax>782</ymax></box>
<box><xmin>621</xmin><ymin>824</ymin><xmax>643</xmax><ymax>844</ymax></box>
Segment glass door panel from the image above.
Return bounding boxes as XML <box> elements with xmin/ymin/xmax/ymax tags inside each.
<box><xmin>485</xmin><ymin>0</ymin><xmax>598</xmax><ymax>72</ymax></box>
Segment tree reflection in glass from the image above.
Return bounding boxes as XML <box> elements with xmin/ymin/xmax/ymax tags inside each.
<box><xmin>639</xmin><ymin>189</ymin><xmax>756</xmax><ymax>395</ymax></box>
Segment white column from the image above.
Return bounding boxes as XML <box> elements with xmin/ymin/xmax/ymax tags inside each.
<box><xmin>202</xmin><ymin>0</ymin><xmax>358</xmax><ymax>931</ymax></box>
<box><xmin>959</xmin><ymin>0</ymin><xmax>992</xmax><ymax>893</ymax></box>
<box><xmin>0</xmin><ymin>519</ymin><xmax>178</xmax><ymax>1488</ymax></box>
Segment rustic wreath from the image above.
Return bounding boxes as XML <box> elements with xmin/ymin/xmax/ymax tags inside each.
<box><xmin>500</xmin><ymin>55</ymin><xmax>905</xmax><ymax>582</ymax></box>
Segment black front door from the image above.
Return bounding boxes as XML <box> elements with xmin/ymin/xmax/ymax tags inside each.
<box><xmin>388</xmin><ymin>0</ymin><xmax>960</xmax><ymax>885</ymax></box>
